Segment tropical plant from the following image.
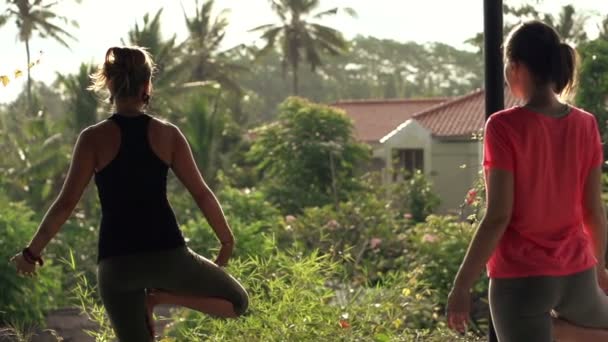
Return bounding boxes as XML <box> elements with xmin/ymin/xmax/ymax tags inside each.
<box><xmin>466</xmin><ymin>4</ymin><xmax>588</xmax><ymax>53</ymax></box>
<box><xmin>251</xmin><ymin>0</ymin><xmax>354</xmax><ymax>95</ymax></box>
<box><xmin>55</xmin><ymin>63</ymin><xmax>99</xmax><ymax>136</ymax></box>
<box><xmin>1</xmin><ymin>0</ymin><xmax>79</xmax><ymax>112</ymax></box>
<box><xmin>182</xmin><ymin>0</ymin><xmax>248</xmax><ymax>94</ymax></box>
<box><xmin>576</xmin><ymin>38</ymin><xmax>608</xmax><ymax>140</ymax></box>
<box><xmin>0</xmin><ymin>196</ymin><xmax>63</xmax><ymax>325</ymax></box>
<box><xmin>248</xmin><ymin>97</ymin><xmax>369</xmax><ymax>213</ymax></box>
<box><xmin>122</xmin><ymin>9</ymin><xmax>189</xmax><ymax>117</ymax></box>
<box><xmin>0</xmin><ymin>85</ymin><xmax>71</xmax><ymax>210</ymax></box>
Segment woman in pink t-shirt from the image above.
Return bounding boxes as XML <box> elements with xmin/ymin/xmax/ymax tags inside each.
<box><xmin>447</xmin><ymin>21</ymin><xmax>608</xmax><ymax>341</ymax></box>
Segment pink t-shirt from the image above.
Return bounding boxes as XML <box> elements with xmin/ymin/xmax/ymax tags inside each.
<box><xmin>483</xmin><ymin>106</ymin><xmax>603</xmax><ymax>278</ymax></box>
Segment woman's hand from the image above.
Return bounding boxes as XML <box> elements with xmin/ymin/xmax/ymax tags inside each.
<box><xmin>597</xmin><ymin>267</ymin><xmax>608</xmax><ymax>293</ymax></box>
<box><xmin>214</xmin><ymin>241</ymin><xmax>234</xmax><ymax>267</ymax></box>
<box><xmin>447</xmin><ymin>286</ymin><xmax>471</xmax><ymax>334</ymax></box>
<box><xmin>10</xmin><ymin>253</ymin><xmax>37</xmax><ymax>277</ymax></box>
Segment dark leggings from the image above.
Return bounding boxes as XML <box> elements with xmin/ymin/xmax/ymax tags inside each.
<box><xmin>489</xmin><ymin>267</ymin><xmax>608</xmax><ymax>342</ymax></box>
<box><xmin>97</xmin><ymin>246</ymin><xmax>249</xmax><ymax>342</ymax></box>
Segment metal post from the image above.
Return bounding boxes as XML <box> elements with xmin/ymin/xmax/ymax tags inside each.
<box><xmin>484</xmin><ymin>0</ymin><xmax>503</xmax><ymax>341</ymax></box>
<box><xmin>484</xmin><ymin>0</ymin><xmax>504</xmax><ymax>120</ymax></box>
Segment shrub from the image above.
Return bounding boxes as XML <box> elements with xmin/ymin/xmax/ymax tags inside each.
<box><xmin>180</xmin><ymin>185</ymin><xmax>283</xmax><ymax>259</ymax></box>
<box><xmin>0</xmin><ymin>197</ymin><xmax>63</xmax><ymax>326</ymax></box>
<box><xmin>165</xmin><ymin>242</ymin><xmax>477</xmax><ymax>341</ymax></box>
<box><xmin>406</xmin><ymin>215</ymin><xmax>489</xmax><ymax>332</ymax></box>
<box><xmin>248</xmin><ymin>97</ymin><xmax>370</xmax><ymax>213</ymax></box>
<box><xmin>283</xmin><ymin>190</ymin><xmax>414</xmax><ymax>284</ymax></box>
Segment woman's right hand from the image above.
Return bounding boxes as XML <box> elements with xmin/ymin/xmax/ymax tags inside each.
<box><xmin>597</xmin><ymin>267</ymin><xmax>608</xmax><ymax>293</ymax></box>
<box><xmin>10</xmin><ymin>253</ymin><xmax>37</xmax><ymax>277</ymax></box>
<box><xmin>214</xmin><ymin>241</ymin><xmax>234</xmax><ymax>267</ymax></box>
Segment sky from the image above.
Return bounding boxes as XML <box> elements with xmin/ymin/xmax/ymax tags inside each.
<box><xmin>1</xmin><ymin>0</ymin><xmax>607</xmax><ymax>104</ymax></box>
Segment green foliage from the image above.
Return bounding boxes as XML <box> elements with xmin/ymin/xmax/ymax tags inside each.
<box><xmin>284</xmin><ymin>194</ymin><xmax>411</xmax><ymax>284</ymax></box>
<box><xmin>62</xmin><ymin>250</ymin><xmax>116</xmax><ymax>342</ymax></box>
<box><xmin>239</xmin><ymin>36</ymin><xmax>482</xmax><ymax>123</ymax></box>
<box><xmin>406</xmin><ymin>215</ymin><xmax>489</xmax><ymax>332</ymax></box>
<box><xmin>249</xmin><ymin>97</ymin><xmax>369</xmax><ymax>213</ymax></box>
<box><xmin>165</xmin><ymin>243</ymin><xmax>479</xmax><ymax>341</ymax></box>
<box><xmin>0</xmin><ymin>198</ymin><xmax>63</xmax><ymax>325</ymax></box>
<box><xmin>0</xmin><ymin>109</ymin><xmax>71</xmax><ymax>211</ymax></box>
<box><xmin>395</xmin><ymin>170</ymin><xmax>441</xmax><ymax>223</ymax></box>
<box><xmin>55</xmin><ymin>63</ymin><xmax>99</xmax><ymax>137</ymax></box>
<box><xmin>180</xmin><ymin>184</ymin><xmax>283</xmax><ymax>259</ymax></box>
<box><xmin>576</xmin><ymin>38</ymin><xmax>608</xmax><ymax>140</ymax></box>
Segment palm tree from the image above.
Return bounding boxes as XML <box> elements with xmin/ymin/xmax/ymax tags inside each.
<box><xmin>182</xmin><ymin>0</ymin><xmax>248</xmax><ymax>94</ymax></box>
<box><xmin>547</xmin><ymin>5</ymin><xmax>587</xmax><ymax>45</ymax></box>
<box><xmin>250</xmin><ymin>0</ymin><xmax>354</xmax><ymax>95</ymax></box>
<box><xmin>55</xmin><ymin>63</ymin><xmax>99</xmax><ymax>136</ymax></box>
<box><xmin>599</xmin><ymin>16</ymin><xmax>608</xmax><ymax>41</ymax></box>
<box><xmin>2</xmin><ymin>0</ymin><xmax>78</xmax><ymax>112</ymax></box>
<box><xmin>123</xmin><ymin>9</ymin><xmax>191</xmax><ymax>117</ymax></box>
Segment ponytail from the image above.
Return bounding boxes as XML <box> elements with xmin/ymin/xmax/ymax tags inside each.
<box><xmin>505</xmin><ymin>21</ymin><xmax>579</xmax><ymax>98</ymax></box>
<box><xmin>89</xmin><ymin>46</ymin><xmax>155</xmax><ymax>104</ymax></box>
<box><xmin>553</xmin><ymin>43</ymin><xmax>578</xmax><ymax>98</ymax></box>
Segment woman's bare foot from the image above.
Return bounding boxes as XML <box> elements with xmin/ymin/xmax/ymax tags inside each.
<box><xmin>145</xmin><ymin>288</ymin><xmax>159</xmax><ymax>338</ymax></box>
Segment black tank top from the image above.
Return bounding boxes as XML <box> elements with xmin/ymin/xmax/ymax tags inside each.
<box><xmin>94</xmin><ymin>113</ymin><xmax>185</xmax><ymax>262</ymax></box>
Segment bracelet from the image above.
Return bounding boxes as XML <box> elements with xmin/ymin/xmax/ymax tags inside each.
<box><xmin>22</xmin><ymin>247</ymin><xmax>44</xmax><ymax>266</ymax></box>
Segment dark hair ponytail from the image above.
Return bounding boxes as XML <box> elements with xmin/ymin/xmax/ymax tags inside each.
<box><xmin>505</xmin><ymin>21</ymin><xmax>578</xmax><ymax>98</ymax></box>
<box><xmin>89</xmin><ymin>46</ymin><xmax>156</xmax><ymax>104</ymax></box>
<box><xmin>554</xmin><ymin>43</ymin><xmax>577</xmax><ymax>97</ymax></box>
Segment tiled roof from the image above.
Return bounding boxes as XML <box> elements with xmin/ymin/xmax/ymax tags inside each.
<box><xmin>332</xmin><ymin>98</ymin><xmax>449</xmax><ymax>143</ymax></box>
<box><xmin>412</xmin><ymin>88</ymin><xmax>522</xmax><ymax>138</ymax></box>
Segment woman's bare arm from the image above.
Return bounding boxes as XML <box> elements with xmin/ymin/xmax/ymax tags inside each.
<box><xmin>582</xmin><ymin>167</ymin><xmax>607</xmax><ymax>271</ymax></box>
<box><xmin>169</xmin><ymin>125</ymin><xmax>234</xmax><ymax>259</ymax></box>
<box><xmin>453</xmin><ymin>168</ymin><xmax>514</xmax><ymax>290</ymax></box>
<box><xmin>27</xmin><ymin>128</ymin><xmax>96</xmax><ymax>256</ymax></box>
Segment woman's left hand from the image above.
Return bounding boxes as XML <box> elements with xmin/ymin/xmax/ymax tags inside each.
<box><xmin>447</xmin><ymin>286</ymin><xmax>471</xmax><ymax>334</ymax></box>
<box><xmin>10</xmin><ymin>253</ymin><xmax>37</xmax><ymax>277</ymax></box>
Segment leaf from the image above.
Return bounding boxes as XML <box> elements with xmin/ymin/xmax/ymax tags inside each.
<box><xmin>14</xmin><ymin>70</ymin><xmax>23</xmax><ymax>78</ymax></box>
<box><xmin>0</xmin><ymin>75</ymin><xmax>9</xmax><ymax>86</ymax></box>
<box><xmin>374</xmin><ymin>333</ymin><xmax>391</xmax><ymax>342</ymax></box>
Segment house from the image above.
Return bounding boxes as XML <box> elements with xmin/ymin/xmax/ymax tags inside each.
<box><xmin>333</xmin><ymin>88</ymin><xmax>520</xmax><ymax>211</ymax></box>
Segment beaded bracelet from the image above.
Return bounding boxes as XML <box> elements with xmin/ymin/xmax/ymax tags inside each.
<box><xmin>22</xmin><ymin>247</ymin><xmax>44</xmax><ymax>266</ymax></box>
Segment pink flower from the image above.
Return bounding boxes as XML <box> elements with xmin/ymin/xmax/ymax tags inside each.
<box><xmin>466</xmin><ymin>189</ymin><xmax>478</xmax><ymax>205</ymax></box>
<box><xmin>285</xmin><ymin>215</ymin><xmax>297</xmax><ymax>223</ymax></box>
<box><xmin>403</xmin><ymin>213</ymin><xmax>413</xmax><ymax>219</ymax></box>
<box><xmin>370</xmin><ymin>237</ymin><xmax>382</xmax><ymax>249</ymax></box>
<box><xmin>339</xmin><ymin>320</ymin><xmax>350</xmax><ymax>329</ymax></box>
<box><xmin>421</xmin><ymin>233</ymin><xmax>439</xmax><ymax>243</ymax></box>
<box><xmin>326</xmin><ymin>219</ymin><xmax>339</xmax><ymax>230</ymax></box>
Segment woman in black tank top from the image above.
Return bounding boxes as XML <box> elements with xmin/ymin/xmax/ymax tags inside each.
<box><xmin>11</xmin><ymin>46</ymin><xmax>249</xmax><ymax>341</ymax></box>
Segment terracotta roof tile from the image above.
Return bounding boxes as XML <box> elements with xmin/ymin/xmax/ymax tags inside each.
<box><xmin>413</xmin><ymin>88</ymin><xmax>522</xmax><ymax>138</ymax></box>
<box><xmin>332</xmin><ymin>98</ymin><xmax>448</xmax><ymax>143</ymax></box>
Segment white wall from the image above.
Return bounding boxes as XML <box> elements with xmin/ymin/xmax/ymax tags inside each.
<box><xmin>429</xmin><ymin>139</ymin><xmax>481</xmax><ymax>212</ymax></box>
<box><xmin>380</xmin><ymin>120</ymin><xmax>432</xmax><ymax>182</ymax></box>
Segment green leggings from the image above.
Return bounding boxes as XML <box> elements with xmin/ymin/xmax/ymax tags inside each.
<box><xmin>490</xmin><ymin>267</ymin><xmax>608</xmax><ymax>342</ymax></box>
<box><xmin>97</xmin><ymin>246</ymin><xmax>249</xmax><ymax>342</ymax></box>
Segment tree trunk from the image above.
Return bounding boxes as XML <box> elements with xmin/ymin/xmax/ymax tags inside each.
<box><xmin>329</xmin><ymin>151</ymin><xmax>339</xmax><ymax>210</ymax></box>
<box><xmin>292</xmin><ymin>63</ymin><xmax>299</xmax><ymax>96</ymax></box>
<box><xmin>25</xmin><ymin>38</ymin><xmax>32</xmax><ymax>114</ymax></box>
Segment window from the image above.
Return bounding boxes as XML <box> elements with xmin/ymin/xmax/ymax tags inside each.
<box><xmin>392</xmin><ymin>148</ymin><xmax>424</xmax><ymax>180</ymax></box>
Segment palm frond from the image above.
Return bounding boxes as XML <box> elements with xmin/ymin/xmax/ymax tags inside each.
<box><xmin>249</xmin><ymin>23</ymin><xmax>278</xmax><ymax>33</ymax></box>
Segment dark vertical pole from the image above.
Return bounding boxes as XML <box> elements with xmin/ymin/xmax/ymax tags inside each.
<box><xmin>484</xmin><ymin>0</ymin><xmax>503</xmax><ymax>341</ymax></box>
<box><xmin>484</xmin><ymin>0</ymin><xmax>504</xmax><ymax>120</ymax></box>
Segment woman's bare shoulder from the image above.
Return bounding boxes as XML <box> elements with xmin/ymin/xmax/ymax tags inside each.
<box><xmin>149</xmin><ymin>115</ymin><xmax>181</xmax><ymax>138</ymax></box>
